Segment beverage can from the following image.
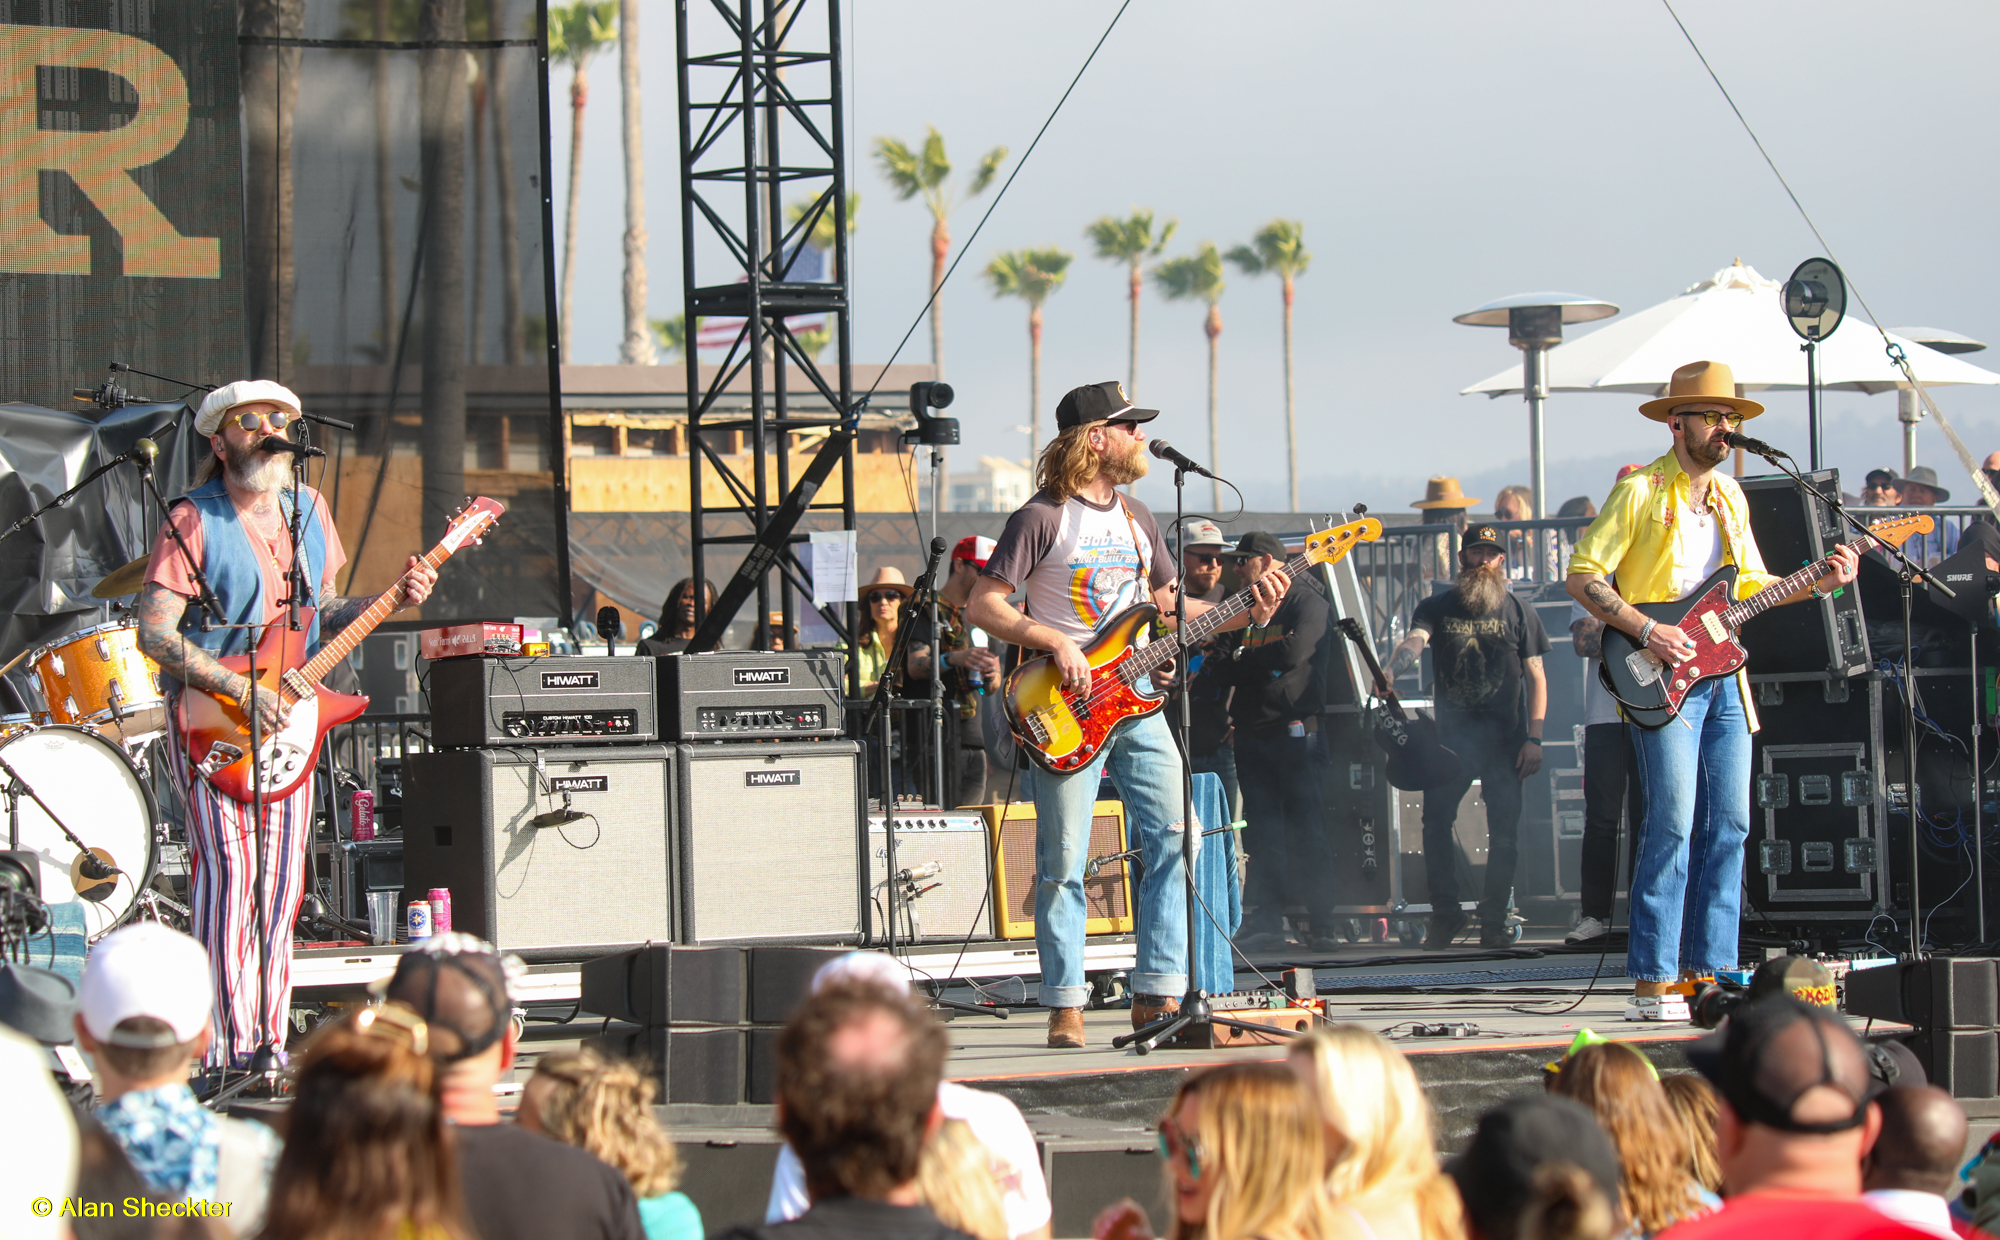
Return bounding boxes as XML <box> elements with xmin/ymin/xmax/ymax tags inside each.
<box><xmin>350</xmin><ymin>788</ymin><xmax>376</xmax><ymax>841</ymax></box>
<box><xmin>406</xmin><ymin>899</ymin><xmax>432</xmax><ymax>941</ymax></box>
<box><xmin>427</xmin><ymin>887</ymin><xmax>452</xmax><ymax>935</ymax></box>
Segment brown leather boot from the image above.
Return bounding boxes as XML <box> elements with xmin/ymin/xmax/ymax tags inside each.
<box><xmin>1047</xmin><ymin>1006</ymin><xmax>1085</xmax><ymax>1048</ymax></box>
<box><xmin>1131</xmin><ymin>995</ymin><xmax>1181</xmax><ymax>1030</ymax></box>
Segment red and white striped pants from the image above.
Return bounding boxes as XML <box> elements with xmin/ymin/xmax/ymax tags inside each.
<box><xmin>168</xmin><ymin>709</ymin><xmax>314</xmax><ymax>1068</ymax></box>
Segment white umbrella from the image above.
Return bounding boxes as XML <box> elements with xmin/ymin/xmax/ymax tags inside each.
<box><xmin>1462</xmin><ymin>261</ymin><xmax>2000</xmax><ymax>398</ymax></box>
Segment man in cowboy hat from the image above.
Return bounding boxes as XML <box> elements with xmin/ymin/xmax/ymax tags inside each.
<box><xmin>1413</xmin><ymin>477</ymin><xmax>1480</xmax><ymax>584</ymax></box>
<box><xmin>1566</xmin><ymin>360</ymin><xmax>1859</xmax><ymax>1021</ymax></box>
<box><xmin>908</xmin><ymin>537</ymin><xmax>1006</xmax><ymax>808</ymax></box>
<box><xmin>966</xmin><ymin>380</ymin><xmax>1292</xmax><ymax>1048</ymax></box>
<box><xmin>1895</xmin><ymin>466</ymin><xmax>1959</xmax><ymax>565</ymax></box>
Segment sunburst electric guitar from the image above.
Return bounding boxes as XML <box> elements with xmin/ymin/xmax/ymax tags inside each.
<box><xmin>178</xmin><ymin>497</ymin><xmax>505</xmax><ymax>803</ymax></box>
<box><xmin>1599</xmin><ymin>513</ymin><xmax>1929</xmax><ymax>728</ymax></box>
<box><xmin>1003</xmin><ymin>517</ymin><xmax>1382</xmax><ymax>774</ymax></box>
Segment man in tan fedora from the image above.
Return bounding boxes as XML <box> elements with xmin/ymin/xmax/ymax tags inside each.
<box><xmin>1413</xmin><ymin>477</ymin><xmax>1481</xmax><ymax>584</ymax></box>
<box><xmin>1566</xmin><ymin>360</ymin><xmax>1859</xmax><ymax>1022</ymax></box>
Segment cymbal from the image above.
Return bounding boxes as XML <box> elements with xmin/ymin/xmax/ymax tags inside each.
<box><xmin>91</xmin><ymin>556</ymin><xmax>151</xmax><ymax>599</ymax></box>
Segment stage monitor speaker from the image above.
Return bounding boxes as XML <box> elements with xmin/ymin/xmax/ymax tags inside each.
<box><xmin>585</xmin><ymin>1025</ymin><xmax>743</xmax><ymax>1105</ymax></box>
<box><xmin>401</xmin><ymin>746</ymin><xmax>675</xmax><ymax>953</ymax></box>
<box><xmin>747</xmin><ymin>945</ymin><xmax>854</xmax><ymax>1024</ymax></box>
<box><xmin>867</xmin><ymin>812</ymin><xmax>995</xmax><ymax>943</ymax></box>
<box><xmin>1910</xmin><ymin>1028</ymin><xmax>2000</xmax><ymax>1100</ymax></box>
<box><xmin>578</xmin><ymin>944</ymin><xmax>744</xmax><ymax>1026</ymax></box>
<box><xmin>675</xmin><ymin>741</ymin><xmax>864</xmax><ymax>944</ymax></box>
<box><xmin>1847</xmin><ymin>957</ymin><xmax>1999</xmax><ymax>1029</ymax></box>
<box><xmin>1320</xmin><ymin>711</ymin><xmax>1400</xmax><ymax>914</ymax></box>
<box><xmin>985</xmin><ymin>801</ymin><xmax>1132</xmax><ymax>940</ymax></box>
<box><xmin>745</xmin><ymin>1024</ymin><xmax>780</xmax><ymax>1105</ymax></box>
<box><xmin>1037</xmin><ymin>1123</ymin><xmax>1164</xmax><ymax>1240</ymax></box>
<box><xmin>1739</xmin><ymin>469</ymin><xmax>1870</xmax><ymax>678</ymax></box>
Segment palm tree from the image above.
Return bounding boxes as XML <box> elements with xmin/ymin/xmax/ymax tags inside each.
<box><xmin>1154</xmin><ymin>244</ymin><xmax>1227</xmax><ymax>509</ymax></box>
<box><xmin>1085</xmin><ymin>209</ymin><xmax>1176</xmax><ymax>401</ymax></box>
<box><xmin>651</xmin><ymin>314</ymin><xmax>698</xmax><ymax>361</ymax></box>
<box><xmin>548</xmin><ymin>0</ymin><xmax>617</xmax><ymax>362</ymax></box>
<box><xmin>1226</xmin><ymin>220</ymin><xmax>1311</xmax><ymax>511</ymax></box>
<box><xmin>616</xmin><ymin>0</ymin><xmax>652</xmax><ymax>363</ymax></box>
<box><xmin>872</xmin><ymin>128</ymin><xmax>1005</xmax><ymax>379</ymax></box>
<box><xmin>786</xmin><ymin>191</ymin><xmax>857</xmax><ymax>360</ymax></box>
<box><xmin>985</xmin><ymin>248</ymin><xmax>1073</xmax><ymax>461</ymax></box>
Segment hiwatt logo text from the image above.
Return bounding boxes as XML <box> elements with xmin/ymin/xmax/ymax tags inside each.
<box><xmin>0</xmin><ymin>25</ymin><xmax>220</xmax><ymax>278</ymax></box>
<box><xmin>744</xmin><ymin>769</ymin><xmax>800</xmax><ymax>787</ymax></box>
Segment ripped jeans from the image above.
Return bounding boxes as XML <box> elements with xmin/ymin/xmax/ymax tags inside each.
<box><xmin>1025</xmin><ymin>711</ymin><xmax>1189</xmax><ymax>1007</ymax></box>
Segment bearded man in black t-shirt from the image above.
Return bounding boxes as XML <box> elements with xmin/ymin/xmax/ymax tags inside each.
<box><xmin>1381</xmin><ymin>525</ymin><xmax>1549</xmax><ymax>950</ymax></box>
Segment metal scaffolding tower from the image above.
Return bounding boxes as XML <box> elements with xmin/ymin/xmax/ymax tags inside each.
<box><xmin>675</xmin><ymin>0</ymin><xmax>855</xmax><ymax>664</ymax></box>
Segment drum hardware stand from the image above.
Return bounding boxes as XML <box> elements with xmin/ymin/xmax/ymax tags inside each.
<box><xmin>0</xmin><ymin>751</ymin><xmax>120</xmax><ymax>894</ymax></box>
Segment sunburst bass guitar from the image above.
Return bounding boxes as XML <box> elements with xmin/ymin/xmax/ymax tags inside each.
<box><xmin>1003</xmin><ymin>517</ymin><xmax>1382</xmax><ymax>774</ymax></box>
<box><xmin>177</xmin><ymin>497</ymin><xmax>505</xmax><ymax>803</ymax></box>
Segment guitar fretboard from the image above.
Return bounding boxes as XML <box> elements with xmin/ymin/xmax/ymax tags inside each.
<box><xmin>1719</xmin><ymin>532</ymin><xmax>1875</xmax><ymax>629</ymax></box>
<box><xmin>1116</xmin><ymin>548</ymin><xmax>1321</xmax><ymax>685</ymax></box>
<box><xmin>298</xmin><ymin>542</ymin><xmax>452</xmax><ymax>687</ymax></box>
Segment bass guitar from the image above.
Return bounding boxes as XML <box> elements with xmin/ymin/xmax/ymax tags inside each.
<box><xmin>1335</xmin><ymin>617</ymin><xmax>1463</xmax><ymax>791</ymax></box>
<box><xmin>178</xmin><ymin>497</ymin><xmax>505</xmax><ymax>802</ymax></box>
<box><xmin>1003</xmin><ymin>516</ymin><xmax>1382</xmax><ymax>774</ymax></box>
<box><xmin>1599</xmin><ymin>513</ymin><xmax>1929</xmax><ymax>728</ymax></box>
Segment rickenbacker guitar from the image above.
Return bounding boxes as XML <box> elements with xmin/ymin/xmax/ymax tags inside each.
<box><xmin>1003</xmin><ymin>517</ymin><xmax>1382</xmax><ymax>774</ymax></box>
<box><xmin>1599</xmin><ymin>513</ymin><xmax>1930</xmax><ymax>729</ymax></box>
<box><xmin>178</xmin><ymin>497</ymin><xmax>505</xmax><ymax>803</ymax></box>
<box><xmin>1335</xmin><ymin>617</ymin><xmax>1464</xmax><ymax>791</ymax></box>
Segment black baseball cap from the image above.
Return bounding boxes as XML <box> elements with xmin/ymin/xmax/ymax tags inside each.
<box><xmin>1054</xmin><ymin>380</ymin><xmax>1159</xmax><ymax>431</ymax></box>
<box><xmin>1227</xmin><ymin>531</ymin><xmax>1287</xmax><ymax>560</ymax></box>
<box><xmin>1686</xmin><ymin>994</ymin><xmax>1881</xmax><ymax>1133</ymax></box>
<box><xmin>1462</xmin><ymin>525</ymin><xmax>1506</xmax><ymax>555</ymax></box>
<box><xmin>1865</xmin><ymin>468</ymin><xmax>1898</xmax><ymax>488</ymax></box>
<box><xmin>382</xmin><ymin>933</ymin><xmax>516</xmax><ymax>1062</ymax></box>
<box><xmin>1448</xmin><ymin>1096</ymin><xmax>1622</xmax><ymax>1240</ymax></box>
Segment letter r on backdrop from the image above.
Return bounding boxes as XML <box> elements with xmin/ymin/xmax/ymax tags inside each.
<box><xmin>0</xmin><ymin>24</ymin><xmax>219</xmax><ymax>278</ymax></box>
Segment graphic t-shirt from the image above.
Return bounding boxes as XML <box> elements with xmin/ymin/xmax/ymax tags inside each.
<box><xmin>982</xmin><ymin>489</ymin><xmax>1174</xmax><ymax>646</ymax></box>
<box><xmin>1409</xmin><ymin>588</ymin><xmax>1550</xmax><ymax>726</ymax></box>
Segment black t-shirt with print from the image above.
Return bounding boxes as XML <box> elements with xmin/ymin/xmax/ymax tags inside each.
<box><xmin>1409</xmin><ymin>588</ymin><xmax>1550</xmax><ymax>729</ymax></box>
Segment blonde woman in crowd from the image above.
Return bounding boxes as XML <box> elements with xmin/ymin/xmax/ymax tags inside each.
<box><xmin>517</xmin><ymin>1048</ymin><xmax>702</xmax><ymax>1240</ymax></box>
<box><xmin>1656</xmin><ymin>1073</ymin><xmax>1723</xmax><ymax>1196</ymax></box>
<box><xmin>916</xmin><ymin>1119</ymin><xmax>1010</xmax><ymax>1240</ymax></box>
<box><xmin>1546</xmin><ymin>1044</ymin><xmax>1713</xmax><ymax>1235</ymax></box>
<box><xmin>1288</xmin><ymin>1025</ymin><xmax>1465</xmax><ymax>1240</ymax></box>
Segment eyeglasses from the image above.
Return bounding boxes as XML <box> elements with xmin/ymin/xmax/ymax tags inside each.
<box><xmin>865</xmin><ymin>591</ymin><xmax>903</xmax><ymax>606</ymax></box>
<box><xmin>231</xmin><ymin>408</ymin><xmax>293</xmax><ymax>432</ymax></box>
<box><xmin>1677</xmin><ymin>410</ymin><xmax>1745</xmax><ymax>429</ymax></box>
<box><xmin>1185</xmin><ymin>553</ymin><xmax>1222</xmax><ymax>567</ymax></box>
<box><xmin>1156</xmin><ymin>1122</ymin><xmax>1203</xmax><ymax>1181</ymax></box>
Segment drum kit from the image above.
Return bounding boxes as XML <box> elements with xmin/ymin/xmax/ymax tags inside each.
<box><xmin>1</xmin><ymin>554</ymin><xmax>186</xmax><ymax>941</ymax></box>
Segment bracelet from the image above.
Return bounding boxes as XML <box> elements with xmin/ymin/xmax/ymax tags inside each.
<box><xmin>1638</xmin><ymin>618</ymin><xmax>1658</xmax><ymax>645</ymax></box>
<box><xmin>1525</xmin><ymin>737</ymin><xmax>1542</xmax><ymax>746</ymax></box>
<box><xmin>1809</xmin><ymin>582</ymin><xmax>1828</xmax><ymax>601</ymax></box>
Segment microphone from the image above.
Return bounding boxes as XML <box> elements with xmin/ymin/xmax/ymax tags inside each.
<box><xmin>1723</xmin><ymin>430</ymin><xmax>1787</xmax><ymax>462</ymax></box>
<box><xmin>77</xmin><ymin>853</ymin><xmax>119</xmax><ymax>882</ymax></box>
<box><xmin>595</xmin><ymin>605</ymin><xmax>622</xmax><ymax>655</ymax></box>
<box><xmin>531</xmin><ymin>794</ymin><xmax>589</xmax><ymax>829</ymax></box>
<box><xmin>1148</xmin><ymin>439</ymin><xmax>1217</xmax><ymax>479</ymax></box>
<box><xmin>261</xmin><ymin>436</ymin><xmax>326</xmax><ymax>458</ymax></box>
<box><xmin>897</xmin><ymin>861</ymin><xmax>944</xmax><ymax>883</ymax></box>
<box><xmin>913</xmin><ymin>535</ymin><xmax>948</xmax><ymax>594</ymax></box>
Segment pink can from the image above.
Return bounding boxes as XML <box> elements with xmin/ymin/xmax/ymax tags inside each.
<box><xmin>406</xmin><ymin>900</ymin><xmax>432</xmax><ymax>941</ymax></box>
<box><xmin>350</xmin><ymin>788</ymin><xmax>376</xmax><ymax>841</ymax></box>
<box><xmin>427</xmin><ymin>887</ymin><xmax>452</xmax><ymax>935</ymax></box>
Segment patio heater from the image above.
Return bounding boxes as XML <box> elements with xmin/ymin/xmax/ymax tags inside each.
<box><xmin>1781</xmin><ymin>258</ymin><xmax>1846</xmax><ymax>471</ymax></box>
<box><xmin>1452</xmin><ymin>292</ymin><xmax>1618</xmax><ymax>517</ymax></box>
<box><xmin>1889</xmin><ymin>326</ymin><xmax>1989</xmax><ymax>476</ymax></box>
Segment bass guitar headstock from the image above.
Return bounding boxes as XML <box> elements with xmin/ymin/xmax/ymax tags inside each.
<box><xmin>1304</xmin><ymin>516</ymin><xmax>1384</xmax><ymax>568</ymax></box>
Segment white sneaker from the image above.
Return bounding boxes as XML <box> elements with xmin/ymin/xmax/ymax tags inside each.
<box><xmin>1624</xmin><ymin>993</ymin><xmax>1691</xmax><ymax>1022</ymax></box>
<box><xmin>1565</xmin><ymin>916</ymin><xmax>1611</xmax><ymax>946</ymax></box>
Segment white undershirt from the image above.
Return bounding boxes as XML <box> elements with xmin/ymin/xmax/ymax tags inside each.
<box><xmin>1671</xmin><ymin>496</ymin><xmax>1726</xmax><ymax>601</ymax></box>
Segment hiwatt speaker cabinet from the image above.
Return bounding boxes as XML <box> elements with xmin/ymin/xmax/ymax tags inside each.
<box><xmin>1739</xmin><ymin>469</ymin><xmax>1871</xmax><ymax>679</ymax></box>
<box><xmin>400</xmin><ymin>746</ymin><xmax>675</xmax><ymax>953</ymax></box>
<box><xmin>675</xmin><ymin>741</ymin><xmax>865</xmax><ymax>944</ymax></box>
<box><xmin>985</xmin><ymin>801</ymin><xmax>1133</xmax><ymax>940</ymax></box>
<box><xmin>865</xmin><ymin>812</ymin><xmax>995</xmax><ymax>943</ymax></box>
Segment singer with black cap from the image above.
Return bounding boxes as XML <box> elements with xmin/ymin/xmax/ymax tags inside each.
<box><xmin>133</xmin><ymin>379</ymin><xmax>438</xmax><ymax>1067</ymax></box>
<box><xmin>1566</xmin><ymin>361</ymin><xmax>1858</xmax><ymax>1024</ymax></box>
<box><xmin>966</xmin><ymin>380</ymin><xmax>1292</xmax><ymax>1049</ymax></box>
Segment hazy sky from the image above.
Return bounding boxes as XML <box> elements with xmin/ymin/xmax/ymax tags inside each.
<box><xmin>557</xmin><ymin>0</ymin><xmax>2000</xmax><ymax>516</ymax></box>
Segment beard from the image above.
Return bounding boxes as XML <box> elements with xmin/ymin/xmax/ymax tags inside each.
<box><xmin>223</xmin><ymin>436</ymin><xmax>291</xmax><ymax>493</ymax></box>
<box><xmin>1456</xmin><ymin>558</ymin><xmax>1507</xmax><ymax>616</ymax></box>
<box><xmin>1098</xmin><ymin>437</ymin><xmax>1150</xmax><ymax>486</ymax></box>
<box><xmin>1682</xmin><ymin>423</ymin><xmax>1730</xmax><ymax>468</ymax></box>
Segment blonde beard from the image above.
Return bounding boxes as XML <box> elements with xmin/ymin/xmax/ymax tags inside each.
<box><xmin>1098</xmin><ymin>438</ymin><xmax>1149</xmax><ymax>487</ymax></box>
<box><xmin>1457</xmin><ymin>561</ymin><xmax>1507</xmax><ymax>615</ymax></box>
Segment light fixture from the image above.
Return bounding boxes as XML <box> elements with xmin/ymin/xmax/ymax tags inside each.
<box><xmin>1781</xmin><ymin>258</ymin><xmax>1845</xmax><ymax>469</ymax></box>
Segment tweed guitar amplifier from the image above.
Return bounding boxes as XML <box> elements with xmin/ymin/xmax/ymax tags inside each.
<box><xmin>866</xmin><ymin>812</ymin><xmax>995</xmax><ymax>943</ymax></box>
<box><xmin>426</xmin><ymin>655</ymin><xmax>659</xmax><ymax>747</ymax></box>
<box><xmin>658</xmin><ymin>651</ymin><xmax>846</xmax><ymax>741</ymax></box>
<box><xmin>400</xmin><ymin>746</ymin><xmax>674</xmax><ymax>953</ymax></box>
<box><xmin>985</xmin><ymin>801</ymin><xmax>1133</xmax><ymax>940</ymax></box>
<box><xmin>676</xmin><ymin>741</ymin><xmax>864</xmax><ymax>943</ymax></box>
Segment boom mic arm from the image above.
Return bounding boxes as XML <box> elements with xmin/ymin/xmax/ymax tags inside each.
<box><xmin>1723</xmin><ymin>430</ymin><xmax>1788</xmax><ymax>463</ymax></box>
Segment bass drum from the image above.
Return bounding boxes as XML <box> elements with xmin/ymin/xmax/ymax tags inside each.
<box><xmin>0</xmin><ymin>724</ymin><xmax>158</xmax><ymax>939</ymax></box>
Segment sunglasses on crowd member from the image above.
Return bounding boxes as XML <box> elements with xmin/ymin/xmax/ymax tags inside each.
<box><xmin>1185</xmin><ymin>553</ymin><xmax>1222</xmax><ymax>567</ymax></box>
<box><xmin>1156</xmin><ymin>1120</ymin><xmax>1203</xmax><ymax>1181</ymax></box>
<box><xmin>231</xmin><ymin>408</ymin><xmax>294</xmax><ymax>432</ymax></box>
<box><xmin>1677</xmin><ymin>410</ymin><xmax>1745</xmax><ymax>429</ymax></box>
<box><xmin>865</xmin><ymin>591</ymin><xmax>903</xmax><ymax>606</ymax></box>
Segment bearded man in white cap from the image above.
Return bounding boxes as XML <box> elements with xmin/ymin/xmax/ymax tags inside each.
<box><xmin>134</xmin><ymin>380</ymin><xmax>437</xmax><ymax>1068</ymax></box>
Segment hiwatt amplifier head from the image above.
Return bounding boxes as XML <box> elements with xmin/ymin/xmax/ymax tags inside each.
<box><xmin>427</xmin><ymin>655</ymin><xmax>659</xmax><ymax>747</ymax></box>
<box><xmin>659</xmin><ymin>651</ymin><xmax>845</xmax><ymax>741</ymax></box>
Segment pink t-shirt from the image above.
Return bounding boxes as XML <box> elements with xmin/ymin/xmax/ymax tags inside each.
<box><xmin>144</xmin><ymin>485</ymin><xmax>350</xmax><ymax>627</ymax></box>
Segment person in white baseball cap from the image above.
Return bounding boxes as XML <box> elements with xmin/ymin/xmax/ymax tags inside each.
<box><xmin>137</xmin><ymin>377</ymin><xmax>439</xmax><ymax>1069</ymax></box>
<box><xmin>908</xmin><ymin>535</ymin><xmax>1006</xmax><ymax>807</ymax></box>
<box><xmin>73</xmin><ymin>922</ymin><xmax>281</xmax><ymax>1232</ymax></box>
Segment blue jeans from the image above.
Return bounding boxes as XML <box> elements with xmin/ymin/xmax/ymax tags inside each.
<box><xmin>1191</xmin><ymin>742</ymin><xmax>1240</xmax><ymax>828</ymax></box>
<box><xmin>1025</xmin><ymin>711</ymin><xmax>1190</xmax><ymax>1007</ymax></box>
<box><xmin>1627</xmin><ymin>676</ymin><xmax>1752</xmax><ymax>982</ymax></box>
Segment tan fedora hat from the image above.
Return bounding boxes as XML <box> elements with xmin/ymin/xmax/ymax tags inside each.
<box><xmin>1638</xmin><ymin>360</ymin><xmax>1766</xmax><ymax>422</ymax></box>
<box><xmin>1412</xmin><ymin>476</ymin><xmax>1482</xmax><ymax>510</ymax></box>
<box><xmin>860</xmin><ymin>565</ymin><xmax>915</xmax><ymax>600</ymax></box>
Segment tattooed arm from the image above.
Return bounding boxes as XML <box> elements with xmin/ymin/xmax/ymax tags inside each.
<box><xmin>1518</xmin><ymin>654</ymin><xmax>1546</xmax><ymax>776</ymax></box>
<box><xmin>318</xmin><ymin>553</ymin><xmax>441</xmax><ymax>635</ymax></box>
<box><xmin>136</xmin><ymin>582</ymin><xmax>288</xmax><ymax>733</ymax></box>
<box><xmin>1570</xmin><ymin>616</ymin><xmax>1604</xmax><ymax>659</ymax></box>
<box><xmin>1566</xmin><ymin>572</ymin><xmax>1698</xmax><ymax>666</ymax></box>
<box><xmin>1376</xmin><ymin>630</ymin><xmax>1429</xmax><ymax>693</ymax></box>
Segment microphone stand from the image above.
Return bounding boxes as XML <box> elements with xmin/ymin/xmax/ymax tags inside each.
<box><xmin>863</xmin><ymin>537</ymin><xmax>948</xmax><ymax>960</ymax></box>
<box><xmin>1735</xmin><ymin>438</ymin><xmax>1952</xmax><ymax>957</ymax></box>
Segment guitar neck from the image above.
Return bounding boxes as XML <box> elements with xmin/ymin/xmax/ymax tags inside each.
<box><xmin>1721</xmin><ymin>534</ymin><xmax>1870</xmax><ymax>629</ymax></box>
<box><xmin>298</xmin><ymin>542</ymin><xmax>450</xmax><ymax>686</ymax></box>
<box><xmin>1126</xmin><ymin>549</ymin><xmax>1317</xmax><ymax>676</ymax></box>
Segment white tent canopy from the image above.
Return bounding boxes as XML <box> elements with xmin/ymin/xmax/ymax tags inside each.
<box><xmin>1463</xmin><ymin>261</ymin><xmax>2000</xmax><ymax>398</ymax></box>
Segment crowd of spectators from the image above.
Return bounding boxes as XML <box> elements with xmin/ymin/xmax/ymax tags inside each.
<box><xmin>10</xmin><ymin>931</ymin><xmax>2000</xmax><ymax>1240</ymax></box>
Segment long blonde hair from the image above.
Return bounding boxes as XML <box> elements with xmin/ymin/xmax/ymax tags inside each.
<box><xmin>1658</xmin><ymin>1072</ymin><xmax>1723</xmax><ymax>1195</ymax></box>
<box><xmin>529</xmin><ymin>1048</ymin><xmax>684</xmax><ymax>1197</ymax></box>
<box><xmin>916</xmin><ymin>1120</ymin><xmax>1008</xmax><ymax>1240</ymax></box>
<box><xmin>1036</xmin><ymin>425</ymin><xmax>1102</xmax><ymax>503</ymax></box>
<box><xmin>1164</xmin><ymin>1062</ymin><xmax>1333</xmax><ymax>1240</ymax></box>
<box><xmin>1290</xmin><ymin>1025</ymin><xmax>1465</xmax><ymax>1240</ymax></box>
<box><xmin>1548</xmin><ymin>1044</ymin><xmax>1701</xmax><ymax>1234</ymax></box>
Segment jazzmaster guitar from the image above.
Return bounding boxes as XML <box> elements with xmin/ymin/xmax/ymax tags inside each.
<box><xmin>178</xmin><ymin>497</ymin><xmax>504</xmax><ymax>802</ymax></box>
<box><xmin>1599</xmin><ymin>513</ymin><xmax>1928</xmax><ymax>729</ymax></box>
<box><xmin>1003</xmin><ymin>517</ymin><xmax>1382</xmax><ymax>773</ymax></box>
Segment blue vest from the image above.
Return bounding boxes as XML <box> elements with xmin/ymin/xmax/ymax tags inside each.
<box><xmin>171</xmin><ymin>477</ymin><xmax>328</xmax><ymax>658</ymax></box>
